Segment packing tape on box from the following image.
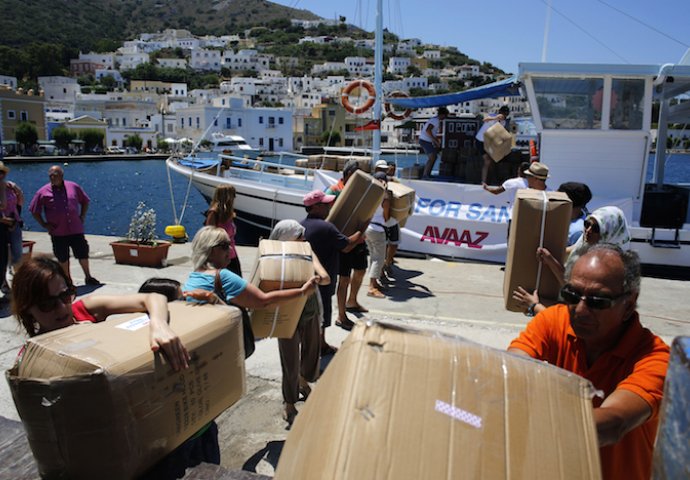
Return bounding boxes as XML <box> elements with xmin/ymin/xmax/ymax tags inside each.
<box><xmin>259</xmin><ymin>253</ymin><xmax>313</xmax><ymax>262</ymax></box>
<box><xmin>340</xmin><ymin>180</ymin><xmax>377</xmax><ymax>233</ymax></box>
<box><xmin>268</xmin><ymin>242</ymin><xmax>287</xmax><ymax>338</ymax></box>
<box><xmin>534</xmin><ymin>191</ymin><xmax>548</xmax><ymax>292</ymax></box>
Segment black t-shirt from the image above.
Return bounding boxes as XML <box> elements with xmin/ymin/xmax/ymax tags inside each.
<box><xmin>301</xmin><ymin>215</ymin><xmax>349</xmax><ymax>280</ymax></box>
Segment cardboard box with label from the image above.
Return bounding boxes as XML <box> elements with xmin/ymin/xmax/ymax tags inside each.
<box><xmin>387</xmin><ymin>181</ymin><xmax>416</xmax><ymax>223</ymax></box>
<box><xmin>6</xmin><ymin>302</ymin><xmax>245</xmax><ymax>480</ymax></box>
<box><xmin>327</xmin><ymin>169</ymin><xmax>385</xmax><ymax>236</ymax></box>
<box><xmin>484</xmin><ymin>122</ymin><xmax>513</xmax><ymax>162</ymax></box>
<box><xmin>275</xmin><ymin>322</ymin><xmax>601</xmax><ymax>480</ymax></box>
<box><xmin>249</xmin><ymin>239</ymin><xmax>314</xmax><ymax>338</ymax></box>
<box><xmin>503</xmin><ymin>189</ymin><xmax>572</xmax><ymax>312</ymax></box>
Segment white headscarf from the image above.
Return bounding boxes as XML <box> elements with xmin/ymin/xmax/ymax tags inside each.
<box><xmin>569</xmin><ymin>206</ymin><xmax>631</xmax><ymax>260</ymax></box>
<box><xmin>269</xmin><ymin>219</ymin><xmax>305</xmax><ymax>242</ymax></box>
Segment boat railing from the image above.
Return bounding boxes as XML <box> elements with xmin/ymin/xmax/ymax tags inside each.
<box><xmin>218</xmin><ymin>153</ymin><xmax>315</xmax><ymax>190</ymax></box>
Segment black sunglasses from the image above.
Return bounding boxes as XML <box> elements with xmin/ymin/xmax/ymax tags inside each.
<box><xmin>583</xmin><ymin>219</ymin><xmax>600</xmax><ymax>234</ymax></box>
<box><xmin>213</xmin><ymin>241</ymin><xmax>232</xmax><ymax>249</ymax></box>
<box><xmin>37</xmin><ymin>287</ymin><xmax>76</xmax><ymax>313</ymax></box>
<box><xmin>560</xmin><ymin>284</ymin><xmax>627</xmax><ymax>310</ymax></box>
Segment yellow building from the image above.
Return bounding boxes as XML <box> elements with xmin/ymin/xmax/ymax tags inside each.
<box><xmin>0</xmin><ymin>86</ymin><xmax>47</xmax><ymax>144</ymax></box>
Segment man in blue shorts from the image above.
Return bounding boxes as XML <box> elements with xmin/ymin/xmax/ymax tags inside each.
<box><xmin>419</xmin><ymin>107</ymin><xmax>449</xmax><ymax>179</ymax></box>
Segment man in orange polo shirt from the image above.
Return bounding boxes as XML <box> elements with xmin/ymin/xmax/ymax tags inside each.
<box><xmin>508</xmin><ymin>244</ymin><xmax>669</xmax><ymax>480</ymax></box>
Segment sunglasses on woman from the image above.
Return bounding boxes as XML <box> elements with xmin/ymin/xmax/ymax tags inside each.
<box><xmin>583</xmin><ymin>219</ymin><xmax>600</xmax><ymax>234</ymax></box>
<box><xmin>37</xmin><ymin>287</ymin><xmax>76</xmax><ymax>312</ymax></box>
<box><xmin>213</xmin><ymin>241</ymin><xmax>232</xmax><ymax>250</ymax></box>
<box><xmin>560</xmin><ymin>284</ymin><xmax>627</xmax><ymax>310</ymax></box>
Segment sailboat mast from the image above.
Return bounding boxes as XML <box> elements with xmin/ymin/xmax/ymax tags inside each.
<box><xmin>372</xmin><ymin>0</ymin><xmax>383</xmax><ymax>161</ymax></box>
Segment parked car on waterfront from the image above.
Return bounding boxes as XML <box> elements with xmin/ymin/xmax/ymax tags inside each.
<box><xmin>106</xmin><ymin>146</ymin><xmax>126</xmax><ymax>154</ymax></box>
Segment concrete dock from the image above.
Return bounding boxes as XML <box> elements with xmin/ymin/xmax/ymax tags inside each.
<box><xmin>1</xmin><ymin>232</ymin><xmax>688</xmax><ymax>476</ymax></box>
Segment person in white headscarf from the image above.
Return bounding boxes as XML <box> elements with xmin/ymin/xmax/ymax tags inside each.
<box><xmin>269</xmin><ymin>219</ymin><xmax>330</xmax><ymax>426</ymax></box>
<box><xmin>513</xmin><ymin>206</ymin><xmax>631</xmax><ymax>316</ymax></box>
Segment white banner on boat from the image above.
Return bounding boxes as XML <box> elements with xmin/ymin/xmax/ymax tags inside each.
<box><xmin>314</xmin><ymin>170</ymin><xmax>632</xmax><ymax>263</ymax></box>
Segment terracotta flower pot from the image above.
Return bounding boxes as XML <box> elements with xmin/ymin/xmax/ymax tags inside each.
<box><xmin>110</xmin><ymin>241</ymin><xmax>171</xmax><ymax>268</ymax></box>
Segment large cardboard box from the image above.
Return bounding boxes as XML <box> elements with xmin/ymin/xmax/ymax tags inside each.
<box><xmin>503</xmin><ymin>189</ymin><xmax>572</xmax><ymax>312</ymax></box>
<box><xmin>6</xmin><ymin>302</ymin><xmax>245</xmax><ymax>480</ymax></box>
<box><xmin>484</xmin><ymin>122</ymin><xmax>513</xmax><ymax>162</ymax></box>
<box><xmin>387</xmin><ymin>181</ymin><xmax>416</xmax><ymax>223</ymax></box>
<box><xmin>276</xmin><ymin>322</ymin><xmax>601</xmax><ymax>479</ymax></box>
<box><xmin>249</xmin><ymin>239</ymin><xmax>314</xmax><ymax>338</ymax></box>
<box><xmin>327</xmin><ymin>169</ymin><xmax>385</xmax><ymax>236</ymax></box>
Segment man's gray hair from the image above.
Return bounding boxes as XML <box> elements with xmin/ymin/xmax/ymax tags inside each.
<box><xmin>191</xmin><ymin>226</ymin><xmax>230</xmax><ymax>270</ymax></box>
<box><xmin>342</xmin><ymin>160</ymin><xmax>360</xmax><ymax>179</ymax></box>
<box><xmin>564</xmin><ymin>243</ymin><xmax>641</xmax><ymax>294</ymax></box>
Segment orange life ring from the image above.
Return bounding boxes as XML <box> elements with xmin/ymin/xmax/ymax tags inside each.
<box><xmin>341</xmin><ymin>80</ymin><xmax>376</xmax><ymax>115</ymax></box>
<box><xmin>384</xmin><ymin>91</ymin><xmax>413</xmax><ymax>120</ymax></box>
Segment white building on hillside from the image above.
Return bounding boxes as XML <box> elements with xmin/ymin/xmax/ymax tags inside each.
<box><xmin>457</xmin><ymin>64</ymin><xmax>481</xmax><ymax>79</ymax></box>
<box><xmin>311</xmin><ymin>62</ymin><xmax>347</xmax><ymax>75</ymax></box>
<box><xmin>78</xmin><ymin>52</ymin><xmax>115</xmax><ymax>70</ymax></box>
<box><xmin>38</xmin><ymin>76</ymin><xmax>81</xmax><ymax>103</ymax></box>
<box><xmin>176</xmin><ymin>98</ymin><xmax>293</xmax><ymax>151</ymax></box>
<box><xmin>423</xmin><ymin>50</ymin><xmax>441</xmax><ymax>60</ymax></box>
<box><xmin>222</xmin><ymin>50</ymin><xmax>271</xmax><ymax>72</ymax></box>
<box><xmin>191</xmin><ymin>48</ymin><xmax>221</xmax><ymax>71</ymax></box>
<box><xmin>344</xmin><ymin>57</ymin><xmax>373</xmax><ymax>76</ymax></box>
<box><xmin>388</xmin><ymin>57</ymin><xmax>411</xmax><ymax>74</ymax></box>
<box><xmin>0</xmin><ymin>75</ymin><xmax>17</xmax><ymax>90</ymax></box>
<box><xmin>157</xmin><ymin>58</ymin><xmax>188</xmax><ymax>69</ymax></box>
<box><xmin>116</xmin><ymin>52</ymin><xmax>150</xmax><ymax>71</ymax></box>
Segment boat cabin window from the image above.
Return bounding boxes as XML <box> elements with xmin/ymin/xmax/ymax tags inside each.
<box><xmin>533</xmin><ymin>77</ymin><xmax>603</xmax><ymax>129</ymax></box>
<box><xmin>610</xmin><ymin>79</ymin><xmax>645</xmax><ymax>130</ymax></box>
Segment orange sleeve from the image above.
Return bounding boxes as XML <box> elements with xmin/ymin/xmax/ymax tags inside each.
<box><xmin>508</xmin><ymin>306</ymin><xmax>563</xmax><ymax>360</ymax></box>
<box><xmin>615</xmin><ymin>337</ymin><xmax>670</xmax><ymax>419</ymax></box>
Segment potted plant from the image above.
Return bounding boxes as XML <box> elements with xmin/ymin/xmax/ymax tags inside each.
<box><xmin>110</xmin><ymin>202</ymin><xmax>171</xmax><ymax>267</ymax></box>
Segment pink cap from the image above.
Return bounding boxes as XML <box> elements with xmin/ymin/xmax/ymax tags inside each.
<box><xmin>303</xmin><ymin>190</ymin><xmax>336</xmax><ymax>207</ymax></box>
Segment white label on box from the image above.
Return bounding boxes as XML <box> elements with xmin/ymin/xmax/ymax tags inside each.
<box><xmin>129</xmin><ymin>248</ymin><xmax>139</xmax><ymax>257</ymax></box>
<box><xmin>116</xmin><ymin>315</ymin><xmax>150</xmax><ymax>331</ymax></box>
<box><xmin>435</xmin><ymin>399</ymin><xmax>482</xmax><ymax>429</ymax></box>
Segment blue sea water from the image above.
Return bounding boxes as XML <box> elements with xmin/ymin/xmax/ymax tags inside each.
<box><xmin>8</xmin><ymin>154</ymin><xmax>690</xmax><ymax>243</ymax></box>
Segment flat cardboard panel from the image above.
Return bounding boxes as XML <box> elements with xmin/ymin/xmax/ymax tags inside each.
<box><xmin>387</xmin><ymin>182</ymin><xmax>416</xmax><ymax>222</ymax></box>
<box><xmin>484</xmin><ymin>122</ymin><xmax>513</xmax><ymax>162</ymax></box>
<box><xmin>652</xmin><ymin>337</ymin><xmax>690</xmax><ymax>479</ymax></box>
<box><xmin>7</xmin><ymin>302</ymin><xmax>245</xmax><ymax>480</ymax></box>
<box><xmin>503</xmin><ymin>190</ymin><xmax>572</xmax><ymax>312</ymax></box>
<box><xmin>276</xmin><ymin>322</ymin><xmax>600</xmax><ymax>480</ymax></box>
<box><xmin>249</xmin><ymin>240</ymin><xmax>313</xmax><ymax>338</ymax></box>
<box><xmin>327</xmin><ymin>169</ymin><xmax>385</xmax><ymax>236</ymax></box>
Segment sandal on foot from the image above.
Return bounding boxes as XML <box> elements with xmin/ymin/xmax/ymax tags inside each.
<box><xmin>336</xmin><ymin>317</ymin><xmax>355</xmax><ymax>331</ymax></box>
<box><xmin>367</xmin><ymin>289</ymin><xmax>385</xmax><ymax>298</ymax></box>
<box><xmin>346</xmin><ymin>304</ymin><xmax>369</xmax><ymax>313</ymax></box>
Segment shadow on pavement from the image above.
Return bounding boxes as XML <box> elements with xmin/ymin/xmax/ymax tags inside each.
<box><xmin>241</xmin><ymin>440</ymin><xmax>284</xmax><ymax>473</ymax></box>
<box><xmin>379</xmin><ymin>266</ymin><xmax>434</xmax><ymax>303</ymax></box>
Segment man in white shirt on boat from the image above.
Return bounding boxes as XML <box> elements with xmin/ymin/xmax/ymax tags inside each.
<box><xmin>482</xmin><ymin>161</ymin><xmax>530</xmax><ymax>199</ymax></box>
<box><xmin>419</xmin><ymin>107</ymin><xmax>449</xmax><ymax>179</ymax></box>
<box><xmin>476</xmin><ymin>105</ymin><xmax>511</xmax><ymax>184</ymax></box>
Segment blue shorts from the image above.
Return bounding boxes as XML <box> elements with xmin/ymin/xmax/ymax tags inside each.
<box><xmin>420</xmin><ymin>140</ymin><xmax>438</xmax><ymax>155</ymax></box>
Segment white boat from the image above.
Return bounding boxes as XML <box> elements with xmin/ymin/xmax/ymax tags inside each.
<box><xmin>167</xmin><ymin>2</ymin><xmax>690</xmax><ymax>274</ymax></box>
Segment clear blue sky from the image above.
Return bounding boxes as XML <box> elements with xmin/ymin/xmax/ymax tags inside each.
<box><xmin>273</xmin><ymin>0</ymin><xmax>690</xmax><ymax>74</ymax></box>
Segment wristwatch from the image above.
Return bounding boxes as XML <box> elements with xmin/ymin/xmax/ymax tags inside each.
<box><xmin>526</xmin><ymin>303</ymin><xmax>538</xmax><ymax>317</ymax></box>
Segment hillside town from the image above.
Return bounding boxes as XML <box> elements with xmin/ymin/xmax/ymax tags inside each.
<box><xmin>0</xmin><ymin>19</ymin><xmax>529</xmax><ymax>155</ymax></box>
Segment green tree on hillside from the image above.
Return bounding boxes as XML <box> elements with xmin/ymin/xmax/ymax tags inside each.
<box><xmin>126</xmin><ymin>134</ymin><xmax>143</xmax><ymax>151</ymax></box>
<box><xmin>79</xmin><ymin>129</ymin><xmax>104</xmax><ymax>152</ymax></box>
<box><xmin>15</xmin><ymin>122</ymin><xmax>38</xmax><ymax>153</ymax></box>
<box><xmin>52</xmin><ymin>126</ymin><xmax>76</xmax><ymax>150</ymax></box>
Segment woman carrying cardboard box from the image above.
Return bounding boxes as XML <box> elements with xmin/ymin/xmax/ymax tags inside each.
<box><xmin>12</xmin><ymin>255</ymin><xmax>190</xmax><ymax>372</ymax></box>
